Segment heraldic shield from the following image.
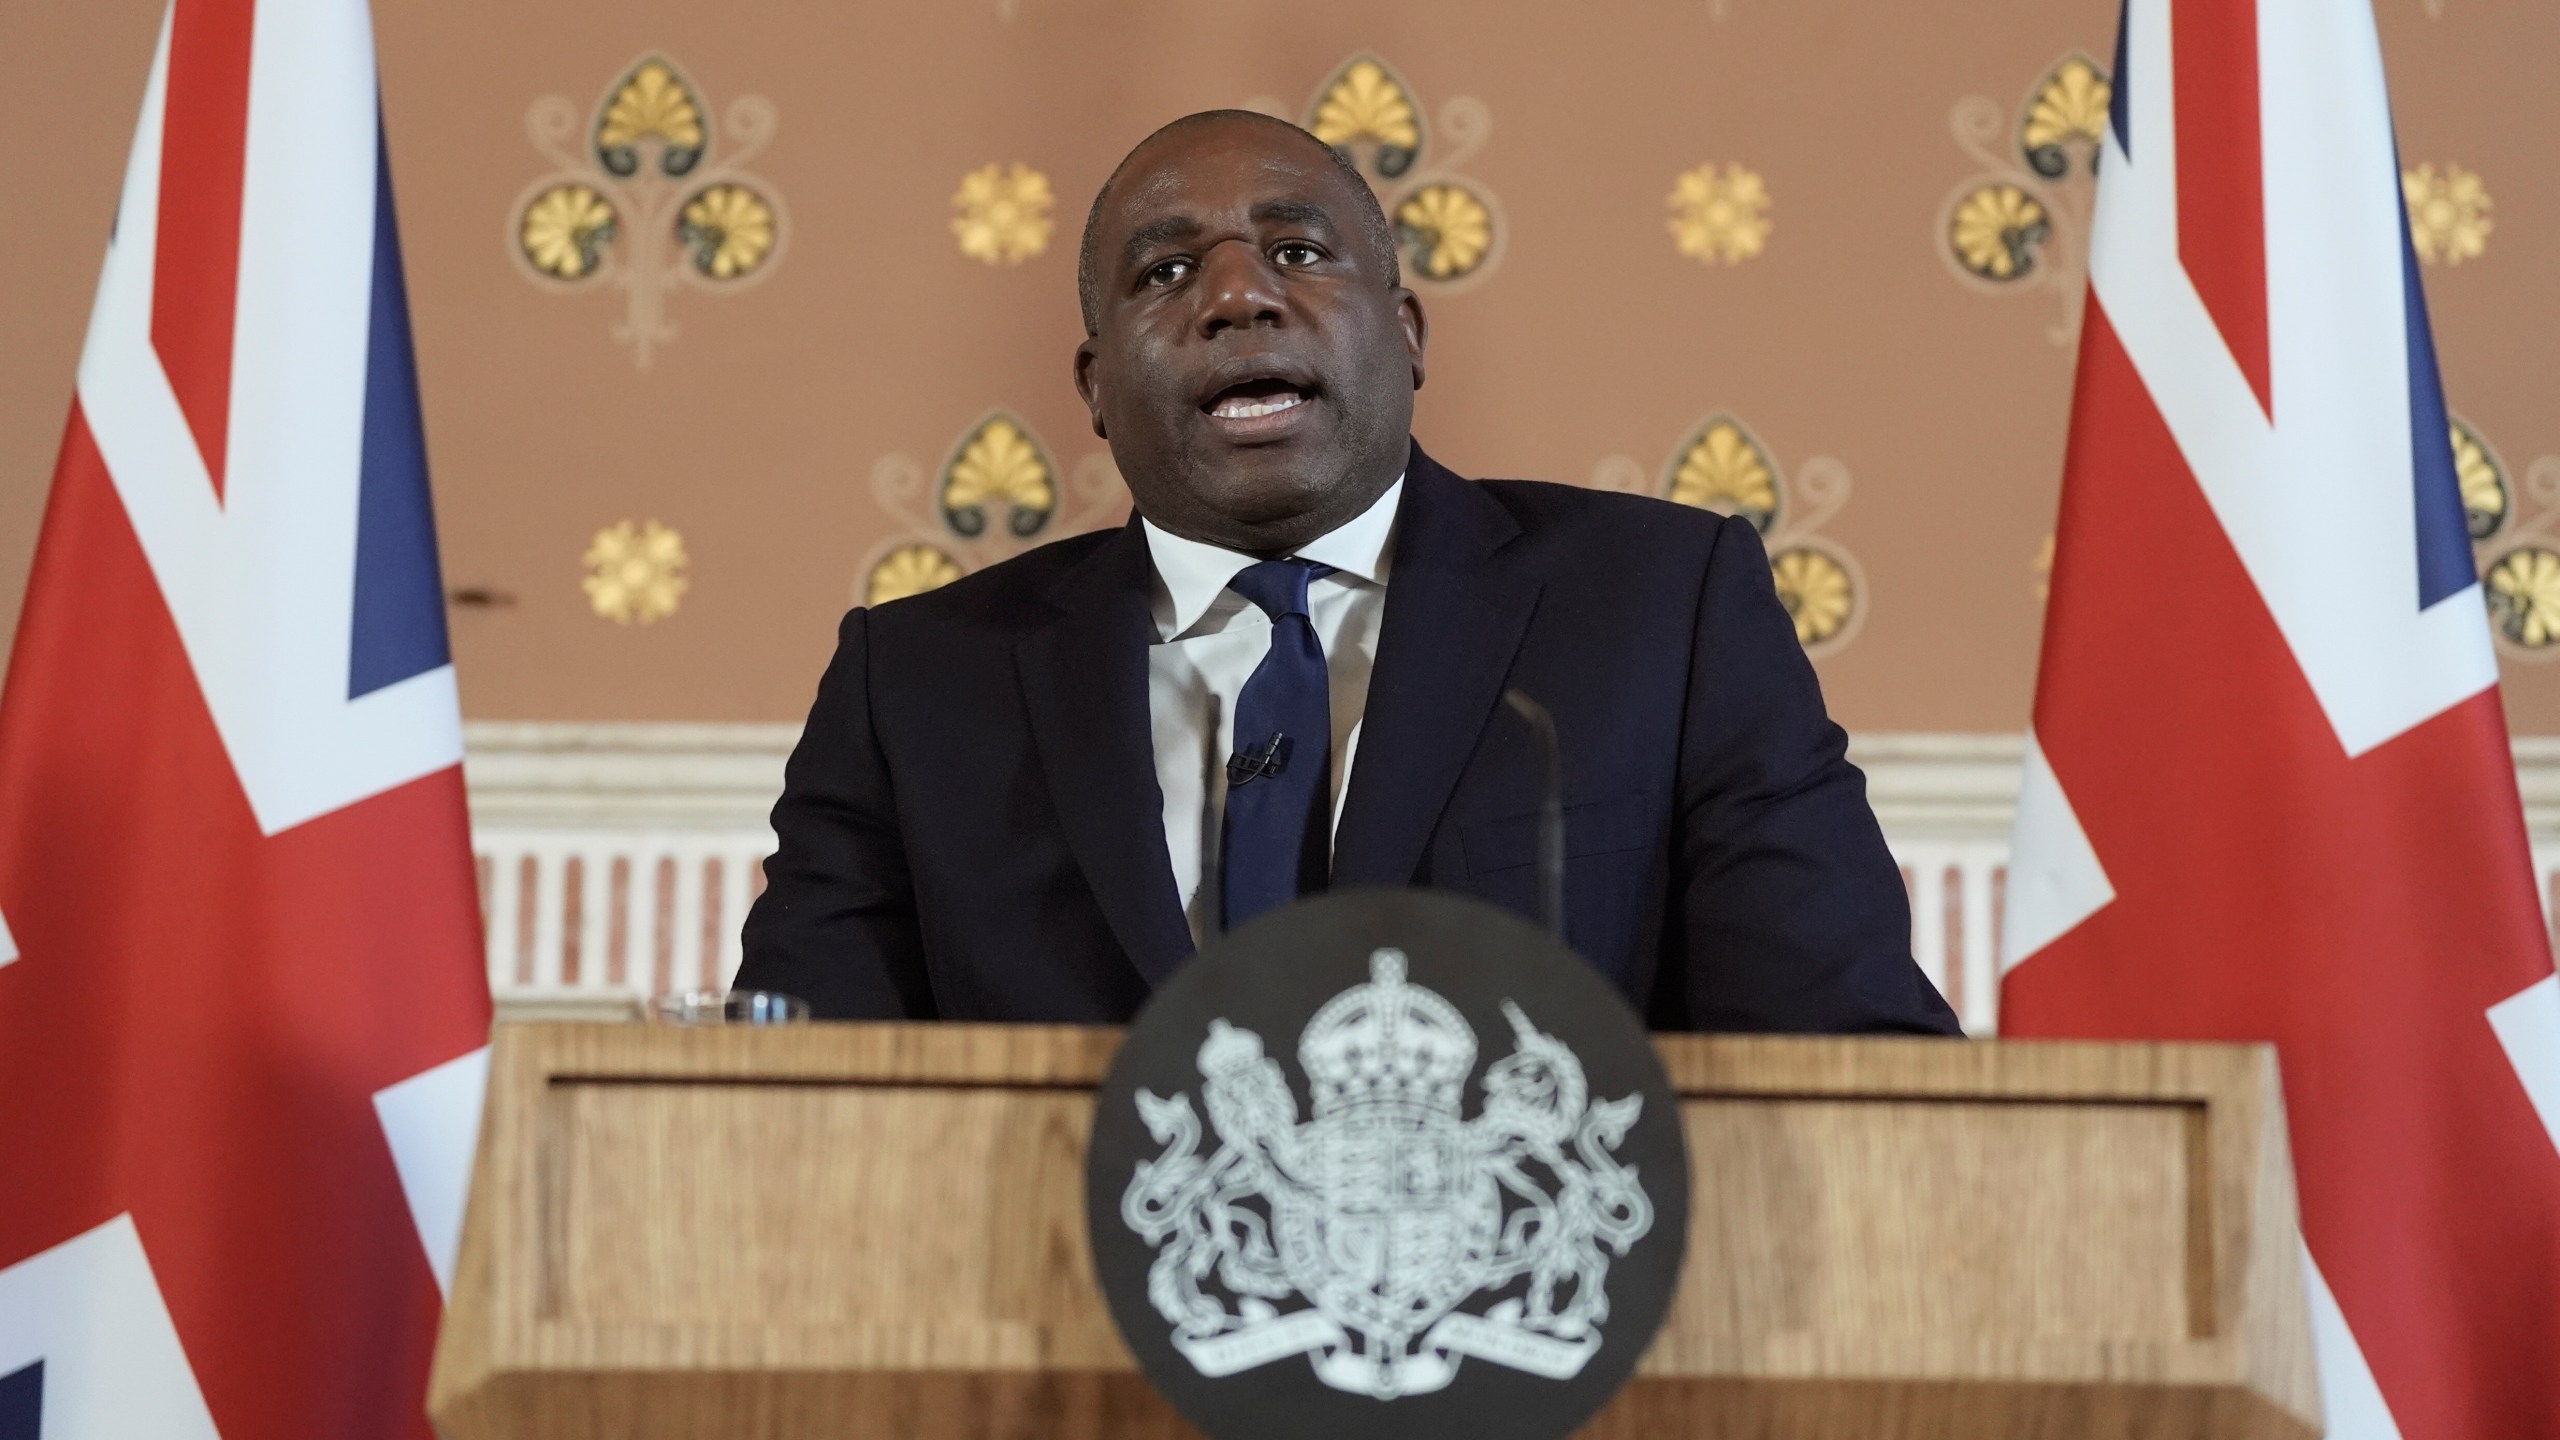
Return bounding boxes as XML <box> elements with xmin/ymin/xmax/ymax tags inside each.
<box><xmin>1087</xmin><ymin>891</ymin><xmax>1690</xmax><ymax>1440</ymax></box>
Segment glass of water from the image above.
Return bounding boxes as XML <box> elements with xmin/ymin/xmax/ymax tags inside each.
<box><xmin>650</xmin><ymin>989</ymin><xmax>811</xmax><ymax>1026</ymax></box>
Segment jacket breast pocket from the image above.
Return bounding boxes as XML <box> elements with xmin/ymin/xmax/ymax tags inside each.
<box><xmin>1459</xmin><ymin>793</ymin><xmax>1655</xmax><ymax>878</ymax></box>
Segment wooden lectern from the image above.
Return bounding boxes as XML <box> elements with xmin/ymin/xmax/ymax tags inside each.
<box><xmin>428</xmin><ymin>1023</ymin><xmax>2320</xmax><ymax>1440</ymax></box>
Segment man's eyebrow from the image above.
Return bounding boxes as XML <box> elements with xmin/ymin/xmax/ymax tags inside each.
<box><xmin>1252</xmin><ymin>199</ymin><xmax>1337</xmax><ymax>231</ymax></box>
<box><xmin>1121</xmin><ymin>216</ymin><xmax>1203</xmax><ymax>271</ymax></box>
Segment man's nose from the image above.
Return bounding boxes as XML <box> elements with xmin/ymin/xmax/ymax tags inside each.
<box><xmin>1195</xmin><ymin>240</ymin><xmax>1284</xmax><ymax>337</ymax></box>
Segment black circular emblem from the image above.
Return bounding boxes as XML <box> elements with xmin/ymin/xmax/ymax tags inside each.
<box><xmin>1086</xmin><ymin>889</ymin><xmax>1690</xmax><ymax>1440</ymax></box>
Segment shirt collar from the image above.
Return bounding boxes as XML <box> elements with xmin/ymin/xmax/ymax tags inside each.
<box><xmin>1142</xmin><ymin>474</ymin><xmax>1403</xmax><ymax>641</ymax></box>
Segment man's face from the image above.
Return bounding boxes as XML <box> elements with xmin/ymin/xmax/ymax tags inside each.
<box><xmin>1075</xmin><ymin>119</ymin><xmax>1427</xmax><ymax>554</ymax></box>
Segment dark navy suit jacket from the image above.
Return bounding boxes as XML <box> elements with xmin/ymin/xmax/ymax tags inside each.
<box><xmin>737</xmin><ymin>444</ymin><xmax>1959</xmax><ymax>1035</ymax></box>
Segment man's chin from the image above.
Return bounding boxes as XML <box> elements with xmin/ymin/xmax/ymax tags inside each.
<box><xmin>1144</xmin><ymin>464</ymin><xmax>1327</xmax><ymax>538</ymax></box>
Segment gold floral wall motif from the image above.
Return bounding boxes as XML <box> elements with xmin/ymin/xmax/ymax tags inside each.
<box><xmin>2404</xmin><ymin>163</ymin><xmax>2492</xmax><ymax>267</ymax></box>
<box><xmin>1592</xmin><ymin>416</ymin><xmax>1866</xmax><ymax>656</ymax></box>
<box><xmin>866</xmin><ymin>545</ymin><xmax>966</xmax><ymax>606</ymax></box>
<box><xmin>512</xmin><ymin>56</ymin><xmax>786</xmax><ymax>369</ymax></box>
<box><xmin>2458</xmin><ymin>417</ymin><xmax>2560</xmax><ymax>659</ymax></box>
<box><xmin>951</xmin><ymin>163</ymin><xmax>1055</xmax><ymax>266</ymax></box>
<box><xmin>582</xmin><ymin>519</ymin><xmax>689</xmax><ymax>624</ymax></box>
<box><xmin>939</xmin><ymin>413</ymin><xmax>1058</xmax><ymax>538</ymax></box>
<box><xmin>1667</xmin><ymin>164</ymin><xmax>1772</xmax><ymax>266</ymax></box>
<box><xmin>2454</xmin><ymin>417</ymin><xmax>2508</xmax><ymax>538</ymax></box>
<box><xmin>857</xmin><ymin>412</ymin><xmax>1126</xmax><ymax>607</ymax></box>
<box><xmin>1666</xmin><ymin>416</ymin><xmax>1782</xmax><ymax>527</ymax></box>
<box><xmin>2487</xmin><ymin>549</ymin><xmax>2560</xmax><ymax>650</ymax></box>
<box><xmin>1938</xmin><ymin>52</ymin><xmax>2110</xmax><ymax>345</ymax></box>
<box><xmin>1299</xmin><ymin>55</ymin><xmax>1505</xmax><ymax>290</ymax></box>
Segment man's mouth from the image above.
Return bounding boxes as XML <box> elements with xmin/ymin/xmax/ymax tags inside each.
<box><xmin>1203</xmin><ymin>377</ymin><xmax>1313</xmax><ymax>420</ymax></box>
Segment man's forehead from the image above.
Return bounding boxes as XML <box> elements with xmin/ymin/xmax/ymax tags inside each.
<box><xmin>1107</xmin><ymin>126</ymin><xmax>1344</xmax><ymax>227</ymax></box>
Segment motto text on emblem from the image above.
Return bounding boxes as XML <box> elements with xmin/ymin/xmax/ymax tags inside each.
<box><xmin>1121</xmin><ymin>949</ymin><xmax>1654</xmax><ymax>1399</ymax></box>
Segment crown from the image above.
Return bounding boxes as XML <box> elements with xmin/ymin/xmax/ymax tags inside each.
<box><xmin>1297</xmin><ymin>949</ymin><xmax>1477</xmax><ymax>1121</ymax></box>
<box><xmin>1197</xmin><ymin>1018</ymin><xmax>1267</xmax><ymax>1078</ymax></box>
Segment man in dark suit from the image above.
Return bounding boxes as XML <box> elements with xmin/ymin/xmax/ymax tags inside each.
<box><xmin>738</xmin><ymin>110</ymin><xmax>1958</xmax><ymax>1035</ymax></box>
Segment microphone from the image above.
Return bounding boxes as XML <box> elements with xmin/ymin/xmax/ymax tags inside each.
<box><xmin>1501</xmin><ymin>689</ymin><xmax>1566</xmax><ymax>942</ymax></box>
<box><xmin>1226</xmin><ymin>732</ymin><xmax>1292</xmax><ymax>788</ymax></box>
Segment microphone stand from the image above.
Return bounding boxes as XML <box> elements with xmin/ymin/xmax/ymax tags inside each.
<box><xmin>1500</xmin><ymin>689</ymin><xmax>1566</xmax><ymax>942</ymax></box>
<box><xmin>1202</xmin><ymin>693</ymin><xmax>1224</xmax><ymax>944</ymax></box>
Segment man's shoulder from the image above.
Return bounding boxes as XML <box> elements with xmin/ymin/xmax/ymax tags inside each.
<box><xmin>1466</xmin><ymin>474</ymin><xmax>1732</xmax><ymax>558</ymax></box>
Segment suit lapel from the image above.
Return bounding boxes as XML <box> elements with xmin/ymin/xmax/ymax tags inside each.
<box><xmin>1016</xmin><ymin>520</ymin><xmax>1195</xmax><ymax>988</ymax></box>
<box><xmin>1333</xmin><ymin>447</ymin><xmax>1542</xmax><ymax>888</ymax></box>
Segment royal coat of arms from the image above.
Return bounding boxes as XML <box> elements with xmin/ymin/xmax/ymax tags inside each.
<box><xmin>1120</xmin><ymin>949</ymin><xmax>1655</xmax><ymax>1400</ymax></box>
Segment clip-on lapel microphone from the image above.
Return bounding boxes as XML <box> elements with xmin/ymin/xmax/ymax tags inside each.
<box><xmin>1225</xmin><ymin>732</ymin><xmax>1293</xmax><ymax>788</ymax></box>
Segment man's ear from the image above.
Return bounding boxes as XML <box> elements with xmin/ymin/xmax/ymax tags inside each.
<box><xmin>1072</xmin><ymin>338</ymin><xmax>1108</xmax><ymax>439</ymax></box>
<box><xmin>1397</xmin><ymin>288</ymin><xmax>1429</xmax><ymax>392</ymax></box>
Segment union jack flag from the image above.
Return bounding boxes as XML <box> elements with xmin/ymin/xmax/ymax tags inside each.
<box><xmin>2001</xmin><ymin>2</ymin><xmax>2560</xmax><ymax>1436</ymax></box>
<box><xmin>0</xmin><ymin>2</ymin><xmax>490</xmax><ymax>1435</ymax></box>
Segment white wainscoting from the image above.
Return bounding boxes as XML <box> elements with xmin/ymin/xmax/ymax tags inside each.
<box><xmin>467</xmin><ymin>723</ymin><xmax>793</xmax><ymax>1021</ymax></box>
<box><xmin>465</xmin><ymin>724</ymin><xmax>2560</xmax><ymax>1032</ymax></box>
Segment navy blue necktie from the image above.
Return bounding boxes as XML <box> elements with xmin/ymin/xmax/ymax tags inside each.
<box><xmin>1221</xmin><ymin>558</ymin><xmax>1335</xmax><ymax>928</ymax></box>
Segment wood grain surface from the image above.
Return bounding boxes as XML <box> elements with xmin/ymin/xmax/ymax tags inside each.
<box><xmin>428</xmin><ymin>1024</ymin><xmax>2319</xmax><ymax>1440</ymax></box>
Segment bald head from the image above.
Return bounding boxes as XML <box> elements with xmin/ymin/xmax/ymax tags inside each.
<box><xmin>1077</xmin><ymin>110</ymin><xmax>1399</xmax><ymax>336</ymax></box>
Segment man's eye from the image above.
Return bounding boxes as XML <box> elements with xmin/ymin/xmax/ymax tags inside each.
<box><xmin>1143</xmin><ymin>258</ymin><xmax>1193</xmax><ymax>287</ymax></box>
<box><xmin>1272</xmin><ymin>241</ymin><xmax>1323</xmax><ymax>267</ymax></box>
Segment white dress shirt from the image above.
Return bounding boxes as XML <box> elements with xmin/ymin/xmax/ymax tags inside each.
<box><xmin>1143</xmin><ymin>477</ymin><xmax>1403</xmax><ymax>943</ymax></box>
